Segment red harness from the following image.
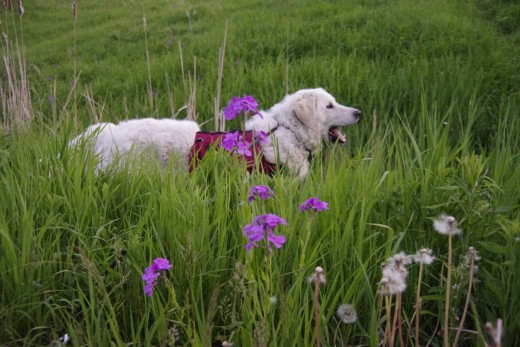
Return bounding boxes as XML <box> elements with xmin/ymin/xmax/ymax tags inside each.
<box><xmin>188</xmin><ymin>131</ymin><xmax>277</xmax><ymax>175</ymax></box>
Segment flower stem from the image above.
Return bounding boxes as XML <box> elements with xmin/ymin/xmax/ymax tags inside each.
<box><xmin>314</xmin><ymin>272</ymin><xmax>321</xmax><ymax>347</ymax></box>
<box><xmin>452</xmin><ymin>251</ymin><xmax>476</xmax><ymax>346</ymax></box>
<box><xmin>444</xmin><ymin>234</ymin><xmax>453</xmax><ymax>347</ymax></box>
<box><xmin>414</xmin><ymin>262</ymin><xmax>424</xmax><ymax>347</ymax></box>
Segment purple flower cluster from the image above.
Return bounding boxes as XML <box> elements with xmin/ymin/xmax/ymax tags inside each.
<box><xmin>299</xmin><ymin>198</ymin><xmax>329</xmax><ymax>212</ymax></box>
<box><xmin>142</xmin><ymin>258</ymin><xmax>172</xmax><ymax>297</ymax></box>
<box><xmin>223</xmin><ymin>95</ymin><xmax>262</xmax><ymax>121</ymax></box>
<box><xmin>243</xmin><ymin>214</ymin><xmax>287</xmax><ymax>252</ymax></box>
<box><xmin>222</xmin><ymin>131</ymin><xmax>252</xmax><ymax>156</ymax></box>
<box><xmin>254</xmin><ymin>130</ymin><xmax>269</xmax><ymax>143</ymax></box>
<box><xmin>247</xmin><ymin>185</ymin><xmax>275</xmax><ymax>202</ymax></box>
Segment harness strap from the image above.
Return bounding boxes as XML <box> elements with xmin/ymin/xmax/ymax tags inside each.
<box><xmin>189</xmin><ymin>131</ymin><xmax>277</xmax><ymax>176</ymax></box>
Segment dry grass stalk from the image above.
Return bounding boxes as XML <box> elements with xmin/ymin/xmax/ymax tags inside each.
<box><xmin>186</xmin><ymin>57</ymin><xmax>197</xmax><ymax>121</ymax></box>
<box><xmin>1</xmin><ymin>31</ymin><xmax>33</xmax><ymax>133</ymax></box>
<box><xmin>17</xmin><ymin>0</ymin><xmax>23</xmax><ymax>17</ymax></box>
<box><xmin>5</xmin><ymin>0</ymin><xmax>13</xmax><ymax>11</ymax></box>
<box><xmin>214</xmin><ymin>20</ymin><xmax>228</xmax><ymax>132</ymax></box>
<box><xmin>142</xmin><ymin>14</ymin><xmax>154</xmax><ymax>111</ymax></box>
<box><xmin>72</xmin><ymin>1</ymin><xmax>77</xmax><ymax>22</ymax></box>
<box><xmin>83</xmin><ymin>84</ymin><xmax>105</xmax><ymax>124</ymax></box>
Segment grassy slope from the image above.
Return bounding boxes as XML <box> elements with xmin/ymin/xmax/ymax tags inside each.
<box><xmin>3</xmin><ymin>0</ymin><xmax>519</xmax><ymax>141</ymax></box>
<box><xmin>1</xmin><ymin>0</ymin><xmax>520</xmax><ymax>346</ymax></box>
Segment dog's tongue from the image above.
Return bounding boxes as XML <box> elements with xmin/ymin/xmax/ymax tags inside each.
<box><xmin>329</xmin><ymin>127</ymin><xmax>346</xmax><ymax>143</ymax></box>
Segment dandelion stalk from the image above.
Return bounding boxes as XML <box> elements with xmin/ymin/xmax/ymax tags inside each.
<box><xmin>413</xmin><ymin>248</ymin><xmax>434</xmax><ymax>347</ymax></box>
<box><xmin>383</xmin><ymin>293</ymin><xmax>392</xmax><ymax>347</ymax></box>
<box><xmin>444</xmin><ymin>232</ymin><xmax>453</xmax><ymax>346</ymax></box>
<box><xmin>453</xmin><ymin>247</ymin><xmax>479</xmax><ymax>347</ymax></box>
<box><xmin>433</xmin><ymin>214</ymin><xmax>461</xmax><ymax>347</ymax></box>
<box><xmin>414</xmin><ymin>261</ymin><xmax>424</xmax><ymax>347</ymax></box>
<box><xmin>311</xmin><ymin>266</ymin><xmax>325</xmax><ymax>347</ymax></box>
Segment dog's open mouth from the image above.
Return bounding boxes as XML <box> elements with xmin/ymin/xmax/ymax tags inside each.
<box><xmin>328</xmin><ymin>127</ymin><xmax>347</xmax><ymax>144</ymax></box>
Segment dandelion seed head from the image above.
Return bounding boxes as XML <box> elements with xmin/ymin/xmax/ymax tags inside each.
<box><xmin>308</xmin><ymin>266</ymin><xmax>326</xmax><ymax>284</ymax></box>
<box><xmin>382</xmin><ymin>267</ymin><xmax>408</xmax><ymax>293</ymax></box>
<box><xmin>336</xmin><ymin>303</ymin><xmax>357</xmax><ymax>324</ymax></box>
<box><xmin>389</xmin><ymin>251</ymin><xmax>411</xmax><ymax>268</ymax></box>
<box><xmin>413</xmin><ymin>248</ymin><xmax>435</xmax><ymax>265</ymax></box>
<box><xmin>433</xmin><ymin>214</ymin><xmax>462</xmax><ymax>235</ymax></box>
<box><xmin>465</xmin><ymin>246</ymin><xmax>480</xmax><ymax>272</ymax></box>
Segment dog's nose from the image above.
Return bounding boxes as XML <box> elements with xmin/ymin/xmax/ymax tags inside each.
<box><xmin>354</xmin><ymin>110</ymin><xmax>362</xmax><ymax>120</ymax></box>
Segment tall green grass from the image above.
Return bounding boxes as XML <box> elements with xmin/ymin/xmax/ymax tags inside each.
<box><xmin>1</xmin><ymin>0</ymin><xmax>519</xmax><ymax>346</ymax></box>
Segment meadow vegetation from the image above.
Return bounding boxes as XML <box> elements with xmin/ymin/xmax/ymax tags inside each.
<box><xmin>1</xmin><ymin>0</ymin><xmax>519</xmax><ymax>346</ymax></box>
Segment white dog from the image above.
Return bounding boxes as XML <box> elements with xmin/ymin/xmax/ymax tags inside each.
<box><xmin>70</xmin><ymin>88</ymin><xmax>361</xmax><ymax>179</ymax></box>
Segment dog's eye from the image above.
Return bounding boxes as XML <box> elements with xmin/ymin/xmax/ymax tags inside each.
<box><xmin>326</xmin><ymin>103</ymin><xmax>334</xmax><ymax>109</ymax></box>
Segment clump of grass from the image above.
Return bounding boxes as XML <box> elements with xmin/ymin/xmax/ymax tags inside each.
<box><xmin>1</xmin><ymin>12</ymin><xmax>33</xmax><ymax>132</ymax></box>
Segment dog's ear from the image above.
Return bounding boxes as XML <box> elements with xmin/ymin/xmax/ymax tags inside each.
<box><xmin>292</xmin><ymin>92</ymin><xmax>322</xmax><ymax>150</ymax></box>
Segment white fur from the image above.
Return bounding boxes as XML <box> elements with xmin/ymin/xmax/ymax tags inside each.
<box><xmin>71</xmin><ymin>88</ymin><xmax>360</xmax><ymax>178</ymax></box>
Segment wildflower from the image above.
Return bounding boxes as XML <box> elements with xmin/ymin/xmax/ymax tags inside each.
<box><xmin>142</xmin><ymin>257</ymin><xmax>172</xmax><ymax>297</ymax></box>
<box><xmin>379</xmin><ymin>270</ymin><xmax>407</xmax><ymax>295</ymax></box>
<box><xmin>269</xmin><ymin>296</ymin><xmax>278</xmax><ymax>305</ymax></box>
<box><xmin>243</xmin><ymin>214</ymin><xmax>287</xmax><ymax>252</ymax></box>
<box><xmin>433</xmin><ymin>214</ymin><xmax>461</xmax><ymax>235</ymax></box>
<box><xmin>222</xmin><ymin>131</ymin><xmax>252</xmax><ymax>155</ymax></box>
<box><xmin>379</xmin><ymin>252</ymin><xmax>410</xmax><ymax>295</ymax></box>
<box><xmin>152</xmin><ymin>257</ymin><xmax>172</xmax><ymax>271</ymax></box>
<box><xmin>142</xmin><ymin>266</ymin><xmax>160</xmax><ymax>283</ymax></box>
<box><xmin>59</xmin><ymin>333</ymin><xmax>70</xmax><ymax>344</ymax></box>
<box><xmin>485</xmin><ymin>319</ymin><xmax>503</xmax><ymax>347</ymax></box>
<box><xmin>222</xmin><ymin>131</ymin><xmax>240</xmax><ymax>152</ymax></box>
<box><xmin>413</xmin><ymin>248</ymin><xmax>435</xmax><ymax>265</ymax></box>
<box><xmin>308</xmin><ymin>266</ymin><xmax>326</xmax><ymax>284</ymax></box>
<box><xmin>336</xmin><ymin>304</ymin><xmax>358</xmax><ymax>324</ymax></box>
<box><xmin>236</xmin><ymin>138</ymin><xmax>252</xmax><ymax>156</ymax></box>
<box><xmin>223</xmin><ymin>95</ymin><xmax>261</xmax><ymax>120</ymax></box>
<box><xmin>247</xmin><ymin>185</ymin><xmax>274</xmax><ymax>202</ymax></box>
<box><xmin>254</xmin><ymin>130</ymin><xmax>269</xmax><ymax>143</ymax></box>
<box><xmin>465</xmin><ymin>246</ymin><xmax>480</xmax><ymax>272</ymax></box>
<box><xmin>299</xmin><ymin>197</ymin><xmax>329</xmax><ymax>212</ymax></box>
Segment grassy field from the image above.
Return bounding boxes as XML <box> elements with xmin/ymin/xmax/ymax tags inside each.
<box><xmin>1</xmin><ymin>0</ymin><xmax>520</xmax><ymax>346</ymax></box>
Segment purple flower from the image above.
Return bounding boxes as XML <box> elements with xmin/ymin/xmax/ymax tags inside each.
<box><xmin>247</xmin><ymin>185</ymin><xmax>274</xmax><ymax>202</ymax></box>
<box><xmin>299</xmin><ymin>198</ymin><xmax>329</xmax><ymax>212</ymax></box>
<box><xmin>236</xmin><ymin>139</ymin><xmax>252</xmax><ymax>156</ymax></box>
<box><xmin>152</xmin><ymin>258</ymin><xmax>172</xmax><ymax>271</ymax></box>
<box><xmin>254</xmin><ymin>130</ymin><xmax>269</xmax><ymax>143</ymax></box>
<box><xmin>266</xmin><ymin>232</ymin><xmax>286</xmax><ymax>250</ymax></box>
<box><xmin>142</xmin><ymin>266</ymin><xmax>160</xmax><ymax>282</ymax></box>
<box><xmin>142</xmin><ymin>257</ymin><xmax>172</xmax><ymax>297</ymax></box>
<box><xmin>223</xmin><ymin>95</ymin><xmax>261</xmax><ymax>120</ymax></box>
<box><xmin>263</xmin><ymin>214</ymin><xmax>288</xmax><ymax>228</ymax></box>
<box><xmin>243</xmin><ymin>214</ymin><xmax>287</xmax><ymax>252</ymax></box>
<box><xmin>222</xmin><ymin>132</ymin><xmax>240</xmax><ymax>152</ymax></box>
<box><xmin>143</xmin><ymin>282</ymin><xmax>155</xmax><ymax>297</ymax></box>
<box><xmin>222</xmin><ymin>131</ymin><xmax>252</xmax><ymax>155</ymax></box>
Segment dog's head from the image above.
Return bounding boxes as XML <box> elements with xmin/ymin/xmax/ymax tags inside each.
<box><xmin>291</xmin><ymin>88</ymin><xmax>361</xmax><ymax>148</ymax></box>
